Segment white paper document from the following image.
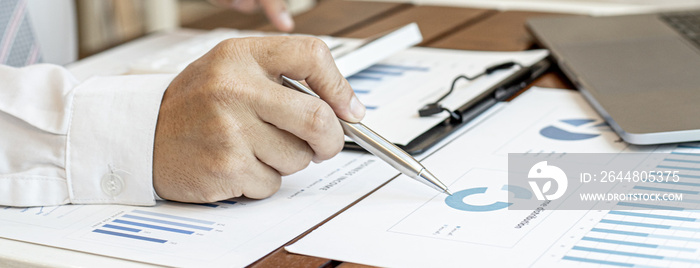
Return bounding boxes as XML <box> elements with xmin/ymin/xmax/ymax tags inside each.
<box><xmin>287</xmin><ymin>88</ymin><xmax>700</xmax><ymax>267</ymax></box>
<box><xmin>0</xmin><ymin>152</ymin><xmax>397</xmax><ymax>267</ymax></box>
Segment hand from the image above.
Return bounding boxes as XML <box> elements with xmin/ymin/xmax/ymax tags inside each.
<box><xmin>153</xmin><ymin>36</ymin><xmax>365</xmax><ymax>203</ymax></box>
<box><xmin>209</xmin><ymin>0</ymin><xmax>294</xmax><ymax>32</ymax></box>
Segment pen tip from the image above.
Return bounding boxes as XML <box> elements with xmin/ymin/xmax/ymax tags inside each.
<box><xmin>445</xmin><ymin>189</ymin><xmax>453</xmax><ymax>196</ymax></box>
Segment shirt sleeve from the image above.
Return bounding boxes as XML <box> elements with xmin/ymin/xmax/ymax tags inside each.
<box><xmin>0</xmin><ymin>64</ymin><xmax>175</xmax><ymax>207</ymax></box>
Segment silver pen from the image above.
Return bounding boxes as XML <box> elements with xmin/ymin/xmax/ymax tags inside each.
<box><xmin>281</xmin><ymin>76</ymin><xmax>452</xmax><ymax>195</ymax></box>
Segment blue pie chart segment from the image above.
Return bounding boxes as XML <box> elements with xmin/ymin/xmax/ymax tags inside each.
<box><xmin>540</xmin><ymin>118</ymin><xmax>603</xmax><ymax>141</ymax></box>
<box><xmin>501</xmin><ymin>185</ymin><xmax>533</xmax><ymax>199</ymax></box>
<box><xmin>445</xmin><ymin>187</ymin><xmax>512</xmax><ymax>212</ymax></box>
<box><xmin>561</xmin><ymin>119</ymin><xmax>596</xmax><ymax>126</ymax></box>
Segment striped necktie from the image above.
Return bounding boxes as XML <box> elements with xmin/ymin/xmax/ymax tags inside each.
<box><xmin>0</xmin><ymin>0</ymin><xmax>42</xmax><ymax>67</ymax></box>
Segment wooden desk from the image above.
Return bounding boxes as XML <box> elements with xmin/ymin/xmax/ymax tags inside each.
<box><xmin>185</xmin><ymin>1</ymin><xmax>575</xmax><ymax>266</ymax></box>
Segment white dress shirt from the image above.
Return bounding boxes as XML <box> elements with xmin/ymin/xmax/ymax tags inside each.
<box><xmin>0</xmin><ymin>64</ymin><xmax>175</xmax><ymax>207</ymax></box>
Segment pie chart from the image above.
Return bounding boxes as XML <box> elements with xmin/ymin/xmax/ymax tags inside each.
<box><xmin>540</xmin><ymin>118</ymin><xmax>608</xmax><ymax>141</ymax></box>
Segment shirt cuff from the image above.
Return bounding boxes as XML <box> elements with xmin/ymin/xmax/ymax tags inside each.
<box><xmin>66</xmin><ymin>74</ymin><xmax>175</xmax><ymax>205</ymax></box>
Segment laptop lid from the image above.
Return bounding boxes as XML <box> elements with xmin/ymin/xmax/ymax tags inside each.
<box><xmin>527</xmin><ymin>12</ymin><xmax>700</xmax><ymax>145</ymax></box>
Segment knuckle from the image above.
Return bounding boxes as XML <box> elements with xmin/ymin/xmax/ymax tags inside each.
<box><xmin>212</xmin><ymin>38</ymin><xmax>240</xmax><ymax>55</ymax></box>
<box><xmin>328</xmin><ymin>133</ymin><xmax>345</xmax><ymax>157</ymax></box>
<box><xmin>200</xmin><ymin>149</ymin><xmax>248</xmax><ymax>180</ymax></box>
<box><xmin>188</xmin><ymin>56</ymin><xmax>253</xmax><ymax>106</ymax></box>
<box><xmin>284</xmin><ymin>146</ymin><xmax>313</xmax><ymax>175</ymax></box>
<box><xmin>196</xmin><ymin>154</ymin><xmax>251</xmax><ymax>202</ymax></box>
<box><xmin>303</xmin><ymin>101</ymin><xmax>335</xmax><ymax>137</ymax></box>
<box><xmin>196</xmin><ymin>39</ymin><xmax>239</xmax><ymax>71</ymax></box>
<box><xmin>249</xmin><ymin>173</ymin><xmax>282</xmax><ymax>199</ymax></box>
<box><xmin>199</xmin><ymin>114</ymin><xmax>252</xmax><ymax>151</ymax></box>
<box><xmin>301</xmin><ymin>102</ymin><xmax>344</xmax><ymax>160</ymax></box>
<box><xmin>200</xmin><ymin>114</ymin><xmax>232</xmax><ymax>138</ymax></box>
<box><xmin>264</xmin><ymin>173</ymin><xmax>282</xmax><ymax>194</ymax></box>
<box><xmin>222</xmin><ymin>152</ymin><xmax>253</xmax><ymax>176</ymax></box>
<box><xmin>329</xmin><ymin>76</ymin><xmax>352</xmax><ymax>100</ymax></box>
<box><xmin>316</xmin><ymin>128</ymin><xmax>344</xmax><ymax>160</ymax></box>
<box><xmin>304</xmin><ymin>37</ymin><xmax>333</xmax><ymax>64</ymax></box>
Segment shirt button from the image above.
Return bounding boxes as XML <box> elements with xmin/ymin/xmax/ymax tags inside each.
<box><xmin>101</xmin><ymin>173</ymin><xmax>124</xmax><ymax>197</ymax></box>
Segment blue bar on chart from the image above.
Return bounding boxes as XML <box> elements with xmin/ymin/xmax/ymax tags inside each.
<box><xmin>632</xmin><ymin>186</ymin><xmax>699</xmax><ymax>195</ymax></box>
<box><xmin>600</xmin><ymin>219</ymin><xmax>700</xmax><ymax>232</ymax></box>
<box><xmin>346</xmin><ymin>63</ymin><xmax>430</xmax><ymax>97</ymax></box>
<box><xmin>217</xmin><ymin>200</ymin><xmax>238</xmax><ymax>205</ymax></box>
<box><xmin>663</xmin><ymin>158</ymin><xmax>700</xmax><ymax>164</ymax></box>
<box><xmin>571</xmin><ymin>246</ymin><xmax>699</xmax><ymax>264</ymax></box>
<box><xmin>102</xmin><ymin>224</ymin><xmax>141</xmax><ymax>233</ymax></box>
<box><xmin>670</xmin><ymin>152</ymin><xmax>700</xmax><ymax>157</ymax></box>
<box><xmin>591</xmin><ymin>226</ymin><xmax>700</xmax><ymax>242</ymax></box>
<box><xmin>347</xmin><ymin>75</ymin><xmax>382</xmax><ymax>81</ymax></box>
<box><xmin>93</xmin><ymin>229</ymin><xmax>167</xmax><ymax>244</ymax></box>
<box><xmin>608</xmin><ymin>210</ymin><xmax>697</xmax><ymax>222</ymax></box>
<box><xmin>113</xmin><ymin>219</ymin><xmax>194</xmax><ymax>235</ymax></box>
<box><xmin>122</xmin><ymin>214</ymin><xmax>213</xmax><ymax>231</ymax></box>
<box><xmin>581</xmin><ymin>236</ymin><xmax>695</xmax><ymax>252</ymax></box>
<box><xmin>190</xmin><ymin>203</ymin><xmax>219</xmax><ymax>208</ymax></box>
<box><xmin>656</xmin><ymin>180</ymin><xmax>700</xmax><ymax>187</ymax></box>
<box><xmin>371</xmin><ymin>64</ymin><xmax>430</xmax><ymax>72</ymax></box>
<box><xmin>677</xmin><ymin>144</ymin><xmax>700</xmax><ymax>150</ymax></box>
<box><xmin>132</xmin><ymin>210</ymin><xmax>215</xmax><ymax>225</ymax></box>
<box><xmin>616</xmin><ymin>202</ymin><xmax>685</xmax><ymax>210</ymax></box>
<box><xmin>359</xmin><ymin>69</ymin><xmax>404</xmax><ymax>76</ymax></box>
<box><xmin>562</xmin><ymin>256</ymin><xmax>634</xmax><ymax>267</ymax></box>
<box><xmin>658</xmin><ymin>165</ymin><xmax>700</xmax><ymax>172</ymax></box>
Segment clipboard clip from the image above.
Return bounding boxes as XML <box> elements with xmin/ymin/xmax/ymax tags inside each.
<box><xmin>418</xmin><ymin>61</ymin><xmax>519</xmax><ymax>123</ymax></box>
<box><xmin>344</xmin><ymin>56</ymin><xmax>551</xmax><ymax>155</ymax></box>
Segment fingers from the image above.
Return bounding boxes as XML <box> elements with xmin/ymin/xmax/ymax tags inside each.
<box><xmin>252</xmin><ymin>79</ymin><xmax>345</xmax><ymax>162</ymax></box>
<box><xmin>250</xmin><ymin>37</ymin><xmax>366</xmax><ymax>123</ymax></box>
<box><xmin>238</xmin><ymin>159</ymin><xmax>282</xmax><ymax>199</ymax></box>
<box><xmin>251</xmin><ymin>121</ymin><xmax>314</xmax><ymax>175</ymax></box>
<box><xmin>259</xmin><ymin>0</ymin><xmax>294</xmax><ymax>32</ymax></box>
<box><xmin>209</xmin><ymin>0</ymin><xmax>293</xmax><ymax>32</ymax></box>
<box><xmin>208</xmin><ymin>0</ymin><xmax>258</xmax><ymax>13</ymax></box>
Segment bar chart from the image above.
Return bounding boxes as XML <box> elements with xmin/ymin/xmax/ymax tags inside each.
<box><xmin>346</xmin><ymin>63</ymin><xmax>431</xmax><ymax>111</ymax></box>
<box><xmin>559</xmin><ymin>143</ymin><xmax>700</xmax><ymax>267</ymax></box>
<box><xmin>90</xmin><ymin>209</ymin><xmax>221</xmax><ymax>245</ymax></box>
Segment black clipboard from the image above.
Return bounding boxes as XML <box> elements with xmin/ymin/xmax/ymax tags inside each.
<box><xmin>343</xmin><ymin>56</ymin><xmax>551</xmax><ymax>155</ymax></box>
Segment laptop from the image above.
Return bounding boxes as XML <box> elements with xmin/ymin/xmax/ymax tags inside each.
<box><xmin>527</xmin><ymin>11</ymin><xmax>700</xmax><ymax>145</ymax></box>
